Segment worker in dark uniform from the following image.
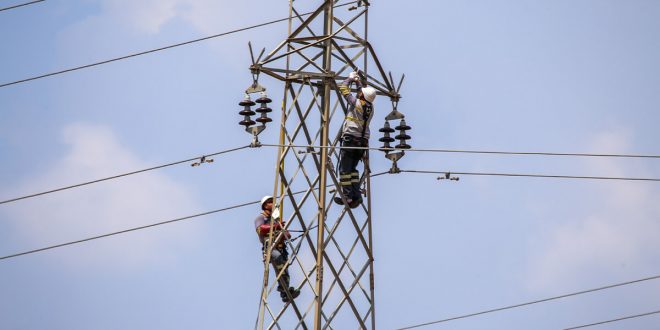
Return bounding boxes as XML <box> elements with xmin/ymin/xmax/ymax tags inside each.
<box><xmin>254</xmin><ymin>196</ymin><xmax>300</xmax><ymax>303</ymax></box>
<box><xmin>334</xmin><ymin>71</ymin><xmax>377</xmax><ymax>208</ymax></box>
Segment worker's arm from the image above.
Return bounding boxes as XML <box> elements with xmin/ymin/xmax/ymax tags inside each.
<box><xmin>257</xmin><ymin>222</ymin><xmax>283</xmax><ymax>236</ymax></box>
<box><xmin>339</xmin><ymin>72</ymin><xmax>359</xmax><ymax>105</ymax></box>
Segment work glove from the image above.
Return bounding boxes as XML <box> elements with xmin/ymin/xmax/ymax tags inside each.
<box><xmin>348</xmin><ymin>71</ymin><xmax>359</xmax><ymax>82</ymax></box>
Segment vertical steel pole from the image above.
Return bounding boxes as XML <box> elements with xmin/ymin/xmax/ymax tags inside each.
<box><xmin>314</xmin><ymin>1</ymin><xmax>334</xmax><ymax>329</ymax></box>
<box><xmin>363</xmin><ymin>7</ymin><xmax>375</xmax><ymax>329</ymax></box>
<box><xmin>366</xmin><ymin>157</ymin><xmax>376</xmax><ymax>330</ymax></box>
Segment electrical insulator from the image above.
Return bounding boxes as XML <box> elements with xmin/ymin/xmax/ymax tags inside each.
<box><xmin>238</xmin><ymin>94</ymin><xmax>256</xmax><ymax>127</ymax></box>
<box><xmin>394</xmin><ymin>118</ymin><xmax>411</xmax><ymax>149</ymax></box>
<box><xmin>378</xmin><ymin>120</ymin><xmax>395</xmax><ymax>150</ymax></box>
<box><xmin>394</xmin><ymin>119</ymin><xmax>411</xmax><ymax>149</ymax></box>
<box><xmin>255</xmin><ymin>92</ymin><xmax>273</xmax><ymax>124</ymax></box>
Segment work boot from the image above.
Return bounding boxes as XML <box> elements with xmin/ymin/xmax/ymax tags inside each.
<box><xmin>349</xmin><ymin>183</ymin><xmax>362</xmax><ymax>209</ymax></box>
<box><xmin>348</xmin><ymin>197</ymin><xmax>362</xmax><ymax>209</ymax></box>
<box><xmin>334</xmin><ymin>185</ymin><xmax>353</xmax><ymax>206</ymax></box>
<box><xmin>334</xmin><ymin>196</ymin><xmax>356</xmax><ymax>206</ymax></box>
<box><xmin>289</xmin><ymin>287</ymin><xmax>300</xmax><ymax>299</ymax></box>
<box><xmin>350</xmin><ymin>171</ymin><xmax>364</xmax><ymax>209</ymax></box>
<box><xmin>281</xmin><ymin>287</ymin><xmax>300</xmax><ymax>303</ymax></box>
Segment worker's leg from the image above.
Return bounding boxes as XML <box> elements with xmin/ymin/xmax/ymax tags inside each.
<box><xmin>337</xmin><ymin>135</ymin><xmax>358</xmax><ymax>204</ymax></box>
<box><xmin>349</xmin><ymin>138</ymin><xmax>366</xmax><ymax>206</ymax></box>
<box><xmin>271</xmin><ymin>247</ymin><xmax>300</xmax><ymax>302</ymax></box>
<box><xmin>349</xmin><ymin>158</ymin><xmax>364</xmax><ymax>202</ymax></box>
<box><xmin>270</xmin><ymin>247</ymin><xmax>290</xmax><ymax>295</ymax></box>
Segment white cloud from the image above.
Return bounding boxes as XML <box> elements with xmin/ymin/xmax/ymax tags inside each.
<box><xmin>90</xmin><ymin>0</ymin><xmax>276</xmax><ymax>36</ymax></box>
<box><xmin>101</xmin><ymin>0</ymin><xmax>183</xmax><ymax>35</ymax></box>
<box><xmin>56</xmin><ymin>0</ymin><xmax>284</xmax><ymax>70</ymax></box>
<box><xmin>527</xmin><ymin>129</ymin><xmax>660</xmax><ymax>292</ymax></box>
<box><xmin>4</xmin><ymin>123</ymin><xmax>203</xmax><ymax>271</ymax></box>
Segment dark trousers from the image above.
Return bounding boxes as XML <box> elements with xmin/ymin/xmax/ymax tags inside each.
<box><xmin>339</xmin><ymin>135</ymin><xmax>367</xmax><ymax>200</ymax></box>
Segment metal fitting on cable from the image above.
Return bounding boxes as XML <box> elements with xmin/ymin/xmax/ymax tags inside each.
<box><xmin>385</xmin><ymin>151</ymin><xmax>403</xmax><ymax>174</ymax></box>
<box><xmin>191</xmin><ymin>155</ymin><xmax>214</xmax><ymax>167</ymax></box>
<box><xmin>297</xmin><ymin>147</ymin><xmax>319</xmax><ymax>154</ymax></box>
<box><xmin>437</xmin><ymin>172</ymin><xmax>460</xmax><ymax>181</ymax></box>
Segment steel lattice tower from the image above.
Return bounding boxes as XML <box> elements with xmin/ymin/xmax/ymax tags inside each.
<box><xmin>247</xmin><ymin>1</ymin><xmax>403</xmax><ymax>328</ymax></box>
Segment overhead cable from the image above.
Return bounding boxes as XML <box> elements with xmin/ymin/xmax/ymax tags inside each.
<box><xmin>3</xmin><ymin>143</ymin><xmax>657</xmax><ymax>207</ymax></box>
<box><xmin>0</xmin><ymin>1</ymin><xmax>358</xmax><ymax>88</ymax></box>
<box><xmin>0</xmin><ymin>171</ymin><xmax>388</xmax><ymax>261</ymax></box>
<box><xmin>564</xmin><ymin>309</ymin><xmax>660</xmax><ymax>330</ymax></box>
<box><xmin>401</xmin><ymin>169</ymin><xmax>660</xmax><ymax>182</ymax></box>
<box><xmin>404</xmin><ymin>147</ymin><xmax>660</xmax><ymax>159</ymax></box>
<box><xmin>0</xmin><ymin>145</ymin><xmax>249</xmax><ymax>206</ymax></box>
<box><xmin>0</xmin><ymin>200</ymin><xmax>257</xmax><ymax>261</ymax></box>
<box><xmin>0</xmin><ymin>0</ymin><xmax>44</xmax><ymax>13</ymax></box>
<box><xmin>261</xmin><ymin>143</ymin><xmax>660</xmax><ymax>159</ymax></box>
<box><xmin>395</xmin><ymin>274</ymin><xmax>660</xmax><ymax>329</ymax></box>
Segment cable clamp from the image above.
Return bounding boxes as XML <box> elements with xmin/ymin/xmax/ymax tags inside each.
<box><xmin>191</xmin><ymin>155</ymin><xmax>214</xmax><ymax>167</ymax></box>
<box><xmin>437</xmin><ymin>172</ymin><xmax>460</xmax><ymax>181</ymax></box>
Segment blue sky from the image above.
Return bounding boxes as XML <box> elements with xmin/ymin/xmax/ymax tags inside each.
<box><xmin>1</xmin><ymin>0</ymin><xmax>660</xmax><ymax>329</ymax></box>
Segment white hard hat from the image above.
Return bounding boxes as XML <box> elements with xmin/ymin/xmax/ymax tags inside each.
<box><xmin>260</xmin><ymin>195</ymin><xmax>273</xmax><ymax>210</ymax></box>
<box><xmin>361</xmin><ymin>86</ymin><xmax>377</xmax><ymax>103</ymax></box>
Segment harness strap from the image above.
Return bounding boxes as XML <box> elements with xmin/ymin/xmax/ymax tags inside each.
<box><xmin>360</xmin><ymin>102</ymin><xmax>372</xmax><ymax>140</ymax></box>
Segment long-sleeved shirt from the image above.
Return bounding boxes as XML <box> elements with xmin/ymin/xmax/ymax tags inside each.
<box><xmin>254</xmin><ymin>213</ymin><xmax>270</xmax><ymax>244</ymax></box>
<box><xmin>254</xmin><ymin>213</ymin><xmax>288</xmax><ymax>245</ymax></box>
<box><xmin>339</xmin><ymin>78</ymin><xmax>374</xmax><ymax>139</ymax></box>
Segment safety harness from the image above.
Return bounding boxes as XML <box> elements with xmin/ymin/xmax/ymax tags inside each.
<box><xmin>360</xmin><ymin>101</ymin><xmax>373</xmax><ymax>140</ymax></box>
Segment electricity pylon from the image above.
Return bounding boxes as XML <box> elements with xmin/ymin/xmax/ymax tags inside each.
<box><xmin>246</xmin><ymin>1</ymin><xmax>404</xmax><ymax>328</ymax></box>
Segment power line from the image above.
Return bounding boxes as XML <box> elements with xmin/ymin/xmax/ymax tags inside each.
<box><xmin>0</xmin><ymin>145</ymin><xmax>250</xmax><ymax>206</ymax></box>
<box><xmin>0</xmin><ymin>200</ymin><xmax>258</xmax><ymax>261</ymax></box>
<box><xmin>564</xmin><ymin>309</ymin><xmax>660</xmax><ymax>330</ymax></box>
<box><xmin>0</xmin><ymin>171</ymin><xmax>388</xmax><ymax>261</ymax></box>
<box><xmin>405</xmin><ymin>147</ymin><xmax>660</xmax><ymax>159</ymax></box>
<box><xmin>401</xmin><ymin>169</ymin><xmax>660</xmax><ymax>182</ymax></box>
<box><xmin>395</xmin><ymin>274</ymin><xmax>660</xmax><ymax>330</ymax></box>
<box><xmin>0</xmin><ymin>0</ymin><xmax>44</xmax><ymax>13</ymax></box>
<box><xmin>261</xmin><ymin>144</ymin><xmax>660</xmax><ymax>159</ymax></box>
<box><xmin>0</xmin><ymin>1</ymin><xmax>358</xmax><ymax>89</ymax></box>
<box><xmin>269</xmin><ymin>143</ymin><xmax>660</xmax><ymax>181</ymax></box>
<box><xmin>4</xmin><ymin>144</ymin><xmax>658</xmax><ymax>207</ymax></box>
